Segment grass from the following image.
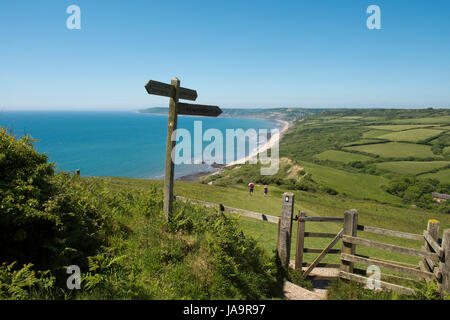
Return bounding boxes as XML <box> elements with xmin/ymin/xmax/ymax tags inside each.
<box><xmin>345</xmin><ymin>142</ymin><xmax>437</xmax><ymax>159</ymax></box>
<box><xmin>444</xmin><ymin>146</ymin><xmax>450</xmax><ymax>154</ymax></box>
<box><xmin>391</xmin><ymin>116</ymin><xmax>450</xmax><ymax>124</ymax></box>
<box><xmin>377</xmin><ymin>129</ymin><xmax>445</xmax><ymax>143</ymax></box>
<box><xmin>345</xmin><ymin>138</ymin><xmax>385</xmax><ymax>146</ymax></box>
<box><xmin>90</xmin><ymin>177</ymin><xmax>450</xmax><ymax>268</ymax></box>
<box><xmin>375</xmin><ymin>161</ymin><xmax>450</xmax><ymax>175</ymax></box>
<box><xmin>301</xmin><ymin>161</ymin><xmax>401</xmax><ymax>204</ymax></box>
<box><xmin>419</xmin><ymin>168</ymin><xmax>450</xmax><ymax>184</ymax></box>
<box><xmin>314</xmin><ymin>150</ymin><xmax>373</xmax><ymax>163</ymax></box>
<box><xmin>362</xmin><ymin>129</ymin><xmax>393</xmax><ymax>138</ymax></box>
<box><xmin>365</xmin><ymin>125</ymin><xmax>438</xmax><ymax>131</ymax></box>
<box><xmin>74</xmin><ymin>179</ymin><xmax>283</xmax><ymax>299</ymax></box>
<box><xmin>326</xmin><ymin>278</ymin><xmax>445</xmax><ymax>300</ymax></box>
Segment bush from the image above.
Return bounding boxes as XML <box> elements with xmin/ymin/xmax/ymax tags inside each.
<box><xmin>0</xmin><ymin>128</ymin><xmax>110</xmax><ymax>274</ymax></box>
<box><xmin>384</xmin><ymin>176</ymin><xmax>447</xmax><ymax>209</ymax></box>
<box><xmin>0</xmin><ymin>262</ymin><xmax>55</xmax><ymax>300</ymax></box>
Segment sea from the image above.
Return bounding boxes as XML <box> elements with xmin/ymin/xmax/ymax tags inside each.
<box><xmin>0</xmin><ymin>111</ymin><xmax>280</xmax><ymax>179</ymax></box>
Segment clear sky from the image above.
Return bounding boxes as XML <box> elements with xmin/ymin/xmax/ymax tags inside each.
<box><xmin>1</xmin><ymin>0</ymin><xmax>449</xmax><ymax>110</ymax></box>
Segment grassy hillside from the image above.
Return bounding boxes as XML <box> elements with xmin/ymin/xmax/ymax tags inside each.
<box><xmin>0</xmin><ymin>129</ymin><xmax>282</xmax><ymax>300</ymax></box>
<box><xmin>93</xmin><ymin>177</ymin><xmax>450</xmax><ymax>269</ymax></box>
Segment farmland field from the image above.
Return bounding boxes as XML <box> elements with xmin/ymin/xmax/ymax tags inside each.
<box><xmin>301</xmin><ymin>162</ymin><xmax>400</xmax><ymax>203</ymax></box>
<box><xmin>314</xmin><ymin>150</ymin><xmax>373</xmax><ymax>163</ymax></box>
<box><xmin>344</xmin><ymin>142</ymin><xmax>437</xmax><ymax>159</ymax></box>
<box><xmin>376</xmin><ymin>161</ymin><xmax>450</xmax><ymax>175</ymax></box>
<box><xmin>377</xmin><ymin>128</ymin><xmax>445</xmax><ymax>143</ymax></box>
<box><xmin>392</xmin><ymin>116</ymin><xmax>450</xmax><ymax>124</ymax></box>
<box><xmin>345</xmin><ymin>139</ymin><xmax>385</xmax><ymax>146</ymax></box>
<box><xmin>419</xmin><ymin>168</ymin><xmax>450</xmax><ymax>184</ymax></box>
<box><xmin>362</xmin><ymin>129</ymin><xmax>393</xmax><ymax>138</ymax></box>
<box><xmin>366</xmin><ymin>125</ymin><xmax>438</xmax><ymax>131</ymax></box>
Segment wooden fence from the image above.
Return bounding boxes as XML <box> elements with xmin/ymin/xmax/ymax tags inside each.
<box><xmin>339</xmin><ymin>210</ymin><xmax>450</xmax><ymax>294</ymax></box>
<box><xmin>175</xmin><ymin>194</ymin><xmax>450</xmax><ymax>296</ymax></box>
<box><xmin>295</xmin><ymin>209</ymin><xmax>450</xmax><ymax>295</ymax></box>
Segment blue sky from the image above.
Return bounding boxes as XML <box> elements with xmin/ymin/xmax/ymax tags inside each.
<box><xmin>1</xmin><ymin>0</ymin><xmax>449</xmax><ymax>110</ymax></box>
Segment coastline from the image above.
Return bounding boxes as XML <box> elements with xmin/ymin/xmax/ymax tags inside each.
<box><xmin>177</xmin><ymin>119</ymin><xmax>291</xmax><ymax>182</ymax></box>
<box><xmin>225</xmin><ymin>119</ymin><xmax>290</xmax><ymax>167</ymax></box>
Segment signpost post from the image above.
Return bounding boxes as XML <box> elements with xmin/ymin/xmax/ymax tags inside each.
<box><xmin>145</xmin><ymin>78</ymin><xmax>222</xmax><ymax>220</ymax></box>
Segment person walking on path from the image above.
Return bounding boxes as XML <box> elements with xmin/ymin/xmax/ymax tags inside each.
<box><xmin>248</xmin><ymin>182</ymin><xmax>255</xmax><ymax>196</ymax></box>
<box><xmin>264</xmin><ymin>185</ymin><xmax>268</xmax><ymax>197</ymax></box>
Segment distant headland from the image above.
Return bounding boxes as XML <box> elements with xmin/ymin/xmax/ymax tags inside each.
<box><xmin>138</xmin><ymin>107</ymin><xmax>322</xmax><ymax>121</ymax></box>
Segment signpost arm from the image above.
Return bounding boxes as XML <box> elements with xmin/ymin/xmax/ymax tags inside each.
<box><xmin>163</xmin><ymin>77</ymin><xmax>180</xmax><ymax>219</ymax></box>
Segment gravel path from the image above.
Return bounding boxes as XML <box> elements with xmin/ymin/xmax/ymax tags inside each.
<box><xmin>283</xmin><ymin>261</ymin><xmax>339</xmax><ymax>300</ymax></box>
<box><xmin>283</xmin><ymin>281</ymin><xmax>327</xmax><ymax>300</ymax></box>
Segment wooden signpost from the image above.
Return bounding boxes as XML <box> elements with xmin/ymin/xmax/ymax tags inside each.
<box><xmin>145</xmin><ymin>77</ymin><xmax>222</xmax><ymax>220</ymax></box>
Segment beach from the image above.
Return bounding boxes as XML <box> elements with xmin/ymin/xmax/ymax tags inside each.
<box><xmin>225</xmin><ymin>119</ymin><xmax>290</xmax><ymax>167</ymax></box>
<box><xmin>177</xmin><ymin>119</ymin><xmax>291</xmax><ymax>181</ymax></box>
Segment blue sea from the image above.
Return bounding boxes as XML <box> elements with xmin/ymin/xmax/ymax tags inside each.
<box><xmin>0</xmin><ymin>111</ymin><xmax>279</xmax><ymax>179</ymax></box>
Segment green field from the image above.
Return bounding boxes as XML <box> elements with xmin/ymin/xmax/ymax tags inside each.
<box><xmin>301</xmin><ymin>162</ymin><xmax>400</xmax><ymax>203</ymax></box>
<box><xmin>314</xmin><ymin>150</ymin><xmax>373</xmax><ymax>163</ymax></box>
<box><xmin>377</xmin><ymin>129</ymin><xmax>445</xmax><ymax>143</ymax></box>
<box><xmin>345</xmin><ymin>139</ymin><xmax>385</xmax><ymax>146</ymax></box>
<box><xmin>376</xmin><ymin>161</ymin><xmax>450</xmax><ymax>175</ymax></box>
<box><xmin>419</xmin><ymin>168</ymin><xmax>450</xmax><ymax>184</ymax></box>
<box><xmin>392</xmin><ymin>116</ymin><xmax>450</xmax><ymax>124</ymax></box>
<box><xmin>362</xmin><ymin>129</ymin><xmax>393</xmax><ymax>138</ymax></box>
<box><xmin>366</xmin><ymin>125</ymin><xmax>438</xmax><ymax>131</ymax></box>
<box><xmin>345</xmin><ymin>142</ymin><xmax>437</xmax><ymax>159</ymax></box>
<box><xmin>342</xmin><ymin>116</ymin><xmax>363</xmax><ymax>119</ymax></box>
<box><xmin>325</xmin><ymin>119</ymin><xmax>358</xmax><ymax>123</ymax></box>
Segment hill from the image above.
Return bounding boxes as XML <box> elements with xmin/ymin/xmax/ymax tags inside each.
<box><xmin>0</xmin><ymin>128</ymin><xmax>282</xmax><ymax>300</ymax></box>
<box><xmin>139</xmin><ymin>107</ymin><xmax>320</xmax><ymax>121</ymax></box>
<box><xmin>202</xmin><ymin>108</ymin><xmax>450</xmax><ymax>212</ymax></box>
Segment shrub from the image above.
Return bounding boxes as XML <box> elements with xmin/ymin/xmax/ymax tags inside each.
<box><xmin>383</xmin><ymin>175</ymin><xmax>447</xmax><ymax>209</ymax></box>
<box><xmin>0</xmin><ymin>262</ymin><xmax>55</xmax><ymax>300</ymax></box>
<box><xmin>0</xmin><ymin>128</ymin><xmax>110</xmax><ymax>274</ymax></box>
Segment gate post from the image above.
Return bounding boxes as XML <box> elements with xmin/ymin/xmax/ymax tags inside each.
<box><xmin>340</xmin><ymin>209</ymin><xmax>358</xmax><ymax>273</ymax></box>
<box><xmin>295</xmin><ymin>211</ymin><xmax>306</xmax><ymax>270</ymax></box>
<box><xmin>277</xmin><ymin>192</ymin><xmax>294</xmax><ymax>268</ymax></box>
<box><xmin>442</xmin><ymin>229</ymin><xmax>450</xmax><ymax>296</ymax></box>
<box><xmin>423</xmin><ymin>220</ymin><xmax>440</xmax><ymax>273</ymax></box>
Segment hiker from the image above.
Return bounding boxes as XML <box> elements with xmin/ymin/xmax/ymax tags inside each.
<box><xmin>264</xmin><ymin>185</ymin><xmax>268</xmax><ymax>196</ymax></box>
<box><xmin>248</xmin><ymin>182</ymin><xmax>255</xmax><ymax>196</ymax></box>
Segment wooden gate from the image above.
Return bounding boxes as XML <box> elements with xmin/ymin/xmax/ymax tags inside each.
<box><xmin>294</xmin><ymin>211</ymin><xmax>345</xmax><ymax>279</ymax></box>
<box><xmin>338</xmin><ymin>211</ymin><xmax>450</xmax><ymax>296</ymax></box>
